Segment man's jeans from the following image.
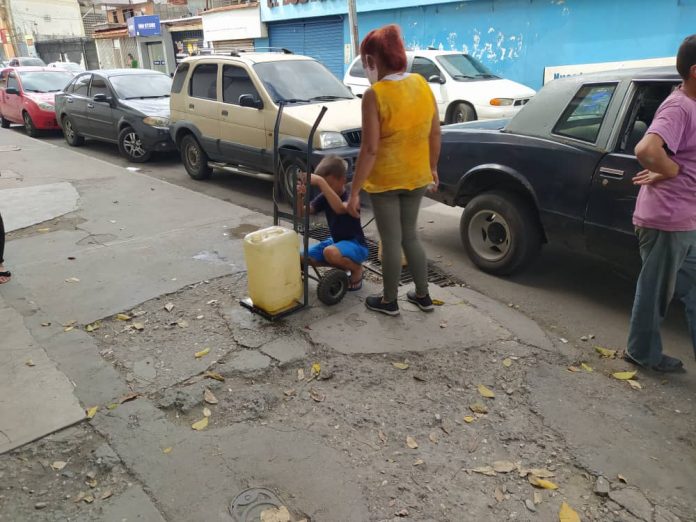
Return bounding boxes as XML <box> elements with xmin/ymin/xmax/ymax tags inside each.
<box><xmin>627</xmin><ymin>227</ymin><xmax>696</xmax><ymax>365</ymax></box>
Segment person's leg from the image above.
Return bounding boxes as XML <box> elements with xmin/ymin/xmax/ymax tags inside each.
<box><xmin>369</xmin><ymin>190</ymin><xmax>403</xmax><ymax>303</ymax></box>
<box><xmin>398</xmin><ymin>187</ymin><xmax>429</xmax><ymax>298</ymax></box>
<box><xmin>322</xmin><ymin>243</ymin><xmax>364</xmax><ymax>287</ymax></box>
<box><xmin>627</xmin><ymin>228</ymin><xmax>691</xmax><ymax>368</ymax></box>
<box><xmin>303</xmin><ymin>239</ymin><xmax>333</xmax><ymax>267</ymax></box>
<box><xmin>0</xmin><ymin>212</ymin><xmax>8</xmax><ymax>284</ymax></box>
<box><xmin>674</xmin><ymin>234</ymin><xmax>696</xmax><ymax>359</ymax></box>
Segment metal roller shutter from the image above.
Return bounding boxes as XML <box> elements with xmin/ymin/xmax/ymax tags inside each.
<box><xmin>212</xmin><ymin>39</ymin><xmax>254</xmax><ymax>53</ymax></box>
<box><xmin>269</xmin><ymin>17</ymin><xmax>344</xmax><ymax>78</ymax></box>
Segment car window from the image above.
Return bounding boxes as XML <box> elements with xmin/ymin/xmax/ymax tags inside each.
<box><xmin>411</xmin><ymin>57</ymin><xmax>441</xmax><ymax>81</ymax></box>
<box><xmin>19</xmin><ymin>71</ymin><xmax>74</xmax><ymax>93</ymax></box>
<box><xmin>7</xmin><ymin>73</ymin><xmax>18</xmax><ymax>91</ymax></box>
<box><xmin>554</xmin><ymin>84</ymin><xmax>617</xmax><ymax>143</ymax></box>
<box><xmin>616</xmin><ymin>82</ymin><xmax>680</xmax><ymax>155</ymax></box>
<box><xmin>349</xmin><ymin>59</ymin><xmax>366</xmax><ymax>79</ymax></box>
<box><xmin>436</xmin><ymin>54</ymin><xmax>498</xmax><ymax>80</ymax></box>
<box><xmin>90</xmin><ymin>76</ymin><xmax>110</xmax><ymax>97</ymax></box>
<box><xmin>190</xmin><ymin>63</ymin><xmax>217</xmax><ymax>101</ymax></box>
<box><xmin>254</xmin><ymin>60</ymin><xmax>352</xmax><ymax>103</ymax></box>
<box><xmin>222</xmin><ymin>65</ymin><xmax>260</xmax><ymax>106</ymax></box>
<box><xmin>171</xmin><ymin>63</ymin><xmax>189</xmax><ymax>94</ymax></box>
<box><xmin>110</xmin><ymin>74</ymin><xmax>171</xmax><ymax>99</ymax></box>
<box><xmin>72</xmin><ymin>74</ymin><xmax>91</xmax><ymax>96</ymax></box>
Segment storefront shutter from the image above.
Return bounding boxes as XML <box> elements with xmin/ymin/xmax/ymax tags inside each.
<box><xmin>269</xmin><ymin>17</ymin><xmax>344</xmax><ymax>78</ymax></box>
<box><xmin>212</xmin><ymin>39</ymin><xmax>255</xmax><ymax>53</ymax></box>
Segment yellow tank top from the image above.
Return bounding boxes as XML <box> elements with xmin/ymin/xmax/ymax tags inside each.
<box><xmin>364</xmin><ymin>74</ymin><xmax>435</xmax><ymax>194</ymax></box>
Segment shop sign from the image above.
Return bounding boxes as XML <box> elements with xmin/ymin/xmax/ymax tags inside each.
<box><xmin>128</xmin><ymin>15</ymin><xmax>161</xmax><ymax>37</ymax></box>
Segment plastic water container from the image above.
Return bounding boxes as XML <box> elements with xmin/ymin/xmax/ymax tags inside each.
<box><xmin>243</xmin><ymin>226</ymin><xmax>302</xmax><ymax>314</ymax></box>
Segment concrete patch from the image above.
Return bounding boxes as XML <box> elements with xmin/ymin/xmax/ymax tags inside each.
<box><xmin>75</xmin><ymin>484</ymin><xmax>166</xmax><ymax>522</ymax></box>
<box><xmin>307</xmin><ymin>286</ymin><xmax>509</xmax><ymax>354</ymax></box>
<box><xmin>0</xmin><ymin>298</ymin><xmax>84</xmax><ymax>454</ymax></box>
<box><xmin>220</xmin><ymin>350</ymin><xmax>271</xmax><ymax>374</ymax></box>
<box><xmin>0</xmin><ymin>182</ymin><xmax>79</xmax><ymax>232</ymax></box>
<box><xmin>260</xmin><ymin>335</ymin><xmax>310</xmax><ymax>365</ymax></box>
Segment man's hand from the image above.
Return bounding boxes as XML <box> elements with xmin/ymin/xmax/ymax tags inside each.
<box><xmin>633</xmin><ymin>169</ymin><xmax>669</xmax><ymax>186</ymax></box>
<box><xmin>346</xmin><ymin>193</ymin><xmax>361</xmax><ymax>218</ymax></box>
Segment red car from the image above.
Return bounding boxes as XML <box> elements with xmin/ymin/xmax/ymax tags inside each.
<box><xmin>0</xmin><ymin>67</ymin><xmax>74</xmax><ymax>137</ymax></box>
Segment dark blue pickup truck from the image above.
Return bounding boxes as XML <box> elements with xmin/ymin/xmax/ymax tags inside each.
<box><xmin>431</xmin><ymin>66</ymin><xmax>681</xmax><ymax>275</ymax></box>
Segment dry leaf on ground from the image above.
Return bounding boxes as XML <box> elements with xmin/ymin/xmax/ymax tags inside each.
<box><xmin>470</xmin><ymin>403</ymin><xmax>489</xmax><ymax>414</ymax></box>
<box><xmin>51</xmin><ymin>461</ymin><xmax>67</xmax><ymax>471</ymax></box>
<box><xmin>580</xmin><ymin>362</ymin><xmax>593</xmax><ymax>372</ymax></box>
<box><xmin>25</xmin><ymin>359</ymin><xmax>35</xmax><ymax>367</ymax></box>
<box><xmin>392</xmin><ymin>362</ymin><xmax>409</xmax><ymax>370</ymax></box>
<box><xmin>432</xmin><ymin>299</ymin><xmax>445</xmax><ymax>306</ymax></box>
<box><xmin>311</xmin><ymin>362</ymin><xmax>321</xmax><ymax>376</ymax></box>
<box><xmin>463</xmin><ymin>415</ymin><xmax>475</xmax><ymax>423</ymax></box>
<box><xmin>65</xmin><ymin>277</ymin><xmax>80</xmax><ymax>283</ymax></box>
<box><xmin>567</xmin><ymin>366</ymin><xmax>581</xmax><ymax>372</ymax></box>
<box><xmin>164</xmin><ymin>303</ymin><xmax>174</xmax><ymax>312</ymax></box>
<box><xmin>203</xmin><ymin>407</ymin><xmax>212</xmax><ymax>417</ymax></box>
<box><xmin>132</xmin><ymin>322</ymin><xmax>145</xmax><ymax>331</ymax></box>
<box><xmin>594</xmin><ymin>346</ymin><xmax>617</xmax><ymax>358</ymax></box>
<box><xmin>297</xmin><ymin>368</ymin><xmax>305</xmax><ymax>381</ymax></box>
<box><xmin>100</xmin><ymin>490</ymin><xmax>113</xmax><ymax>500</ymax></box>
<box><xmin>528</xmin><ymin>476</ymin><xmax>558</xmax><ymax>490</ymax></box>
<box><xmin>406</xmin><ymin>436</ymin><xmax>418</xmax><ymax>449</ymax></box>
<box><xmin>627</xmin><ymin>379</ymin><xmax>642</xmax><ymax>390</ymax></box>
<box><xmin>378</xmin><ymin>430</ymin><xmax>388</xmax><ymax>444</ymax></box>
<box><xmin>429</xmin><ymin>432</ymin><xmax>439</xmax><ymax>444</ymax></box>
<box><xmin>618</xmin><ymin>474</ymin><xmax>627</xmax><ymax>483</ymax></box>
<box><xmin>106</xmin><ymin>403</ymin><xmax>118</xmax><ymax>410</ymax></box>
<box><xmin>260</xmin><ymin>506</ymin><xmax>292</xmax><ymax>522</ymax></box>
<box><xmin>503</xmin><ymin>358</ymin><xmax>513</xmax><ymax>367</ymax></box>
<box><xmin>85</xmin><ymin>406</ymin><xmax>98</xmax><ymax>419</ymax></box>
<box><xmin>613</xmin><ymin>371</ymin><xmax>638</xmax><ymax>381</ymax></box>
<box><xmin>204</xmin><ymin>388</ymin><xmax>218</xmax><ymax>404</ymax></box>
<box><xmin>559</xmin><ymin>501</ymin><xmax>580</xmax><ymax>522</ymax></box>
<box><xmin>413</xmin><ymin>459</ymin><xmax>425</xmax><ymax>466</ymax></box>
<box><xmin>85</xmin><ymin>321</ymin><xmax>100</xmax><ymax>332</ymax></box>
<box><xmin>471</xmin><ymin>466</ymin><xmax>496</xmax><ymax>476</ymax></box>
<box><xmin>494</xmin><ymin>487</ymin><xmax>505</xmax><ymax>502</ymax></box>
<box><xmin>478</xmin><ymin>384</ymin><xmax>496</xmax><ymax>398</ymax></box>
<box><xmin>191</xmin><ymin>417</ymin><xmax>209</xmax><ymax>431</ymax></box>
<box><xmin>533</xmin><ymin>491</ymin><xmax>542</xmax><ymax>505</ymax></box>
<box><xmin>194</xmin><ymin>347</ymin><xmax>210</xmax><ymax>359</ymax></box>
<box><xmin>116</xmin><ymin>313</ymin><xmax>131</xmax><ymax>321</ymax></box>
<box><xmin>204</xmin><ymin>371</ymin><xmax>225</xmax><ymax>382</ymax></box>
<box><xmin>309</xmin><ymin>388</ymin><xmax>325</xmax><ymax>402</ymax></box>
<box><xmin>119</xmin><ymin>392</ymin><xmax>138</xmax><ymax>404</ymax></box>
<box><xmin>162</xmin><ymin>447</ymin><xmax>172</xmax><ymax>454</ymax></box>
<box><xmin>493</xmin><ymin>460</ymin><xmax>516</xmax><ymax>473</ymax></box>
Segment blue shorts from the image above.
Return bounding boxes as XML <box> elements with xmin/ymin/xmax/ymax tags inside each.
<box><xmin>308</xmin><ymin>239</ymin><xmax>369</xmax><ymax>265</ymax></box>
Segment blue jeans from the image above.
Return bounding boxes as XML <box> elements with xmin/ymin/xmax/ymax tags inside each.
<box><xmin>627</xmin><ymin>227</ymin><xmax>696</xmax><ymax>365</ymax></box>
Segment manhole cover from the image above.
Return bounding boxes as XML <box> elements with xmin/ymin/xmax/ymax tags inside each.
<box><xmin>229</xmin><ymin>487</ymin><xmax>283</xmax><ymax>521</ymax></box>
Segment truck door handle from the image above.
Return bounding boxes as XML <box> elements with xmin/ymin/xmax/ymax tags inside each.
<box><xmin>221</xmin><ymin>110</ymin><xmax>228</xmax><ymax>116</ymax></box>
<box><xmin>188</xmin><ymin>103</ymin><xmax>194</xmax><ymax>109</ymax></box>
<box><xmin>599</xmin><ymin>167</ymin><xmax>625</xmax><ymax>180</ymax></box>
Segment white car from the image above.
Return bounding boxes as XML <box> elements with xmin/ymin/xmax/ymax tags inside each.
<box><xmin>47</xmin><ymin>62</ymin><xmax>85</xmax><ymax>75</ymax></box>
<box><xmin>344</xmin><ymin>50</ymin><xmax>536</xmax><ymax>124</ymax></box>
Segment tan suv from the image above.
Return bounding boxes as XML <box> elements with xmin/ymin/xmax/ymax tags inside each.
<box><xmin>169</xmin><ymin>50</ymin><xmax>362</xmax><ymax>198</ymax></box>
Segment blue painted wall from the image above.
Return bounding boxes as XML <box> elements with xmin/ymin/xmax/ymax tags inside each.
<box><xmin>262</xmin><ymin>0</ymin><xmax>696</xmax><ymax>89</ymax></box>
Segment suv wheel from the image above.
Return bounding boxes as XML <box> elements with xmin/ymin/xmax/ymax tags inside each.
<box><xmin>23</xmin><ymin>112</ymin><xmax>38</xmax><ymax>137</ymax></box>
<box><xmin>180</xmin><ymin>134</ymin><xmax>212</xmax><ymax>180</ymax></box>
<box><xmin>1</xmin><ymin>114</ymin><xmax>10</xmax><ymax>129</ymax></box>
<box><xmin>280</xmin><ymin>155</ymin><xmax>306</xmax><ymax>201</ymax></box>
<box><xmin>449</xmin><ymin>103</ymin><xmax>476</xmax><ymax>124</ymax></box>
<box><xmin>62</xmin><ymin>116</ymin><xmax>84</xmax><ymax>146</ymax></box>
<box><xmin>460</xmin><ymin>191</ymin><xmax>542</xmax><ymax>275</ymax></box>
<box><xmin>118</xmin><ymin>127</ymin><xmax>152</xmax><ymax>163</ymax></box>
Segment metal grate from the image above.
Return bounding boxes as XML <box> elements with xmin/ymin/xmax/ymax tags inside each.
<box><xmin>303</xmin><ymin>224</ymin><xmax>462</xmax><ymax>288</ymax></box>
<box><xmin>343</xmin><ymin>129</ymin><xmax>362</xmax><ymax>147</ymax></box>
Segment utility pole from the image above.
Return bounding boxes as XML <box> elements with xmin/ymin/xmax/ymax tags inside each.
<box><xmin>347</xmin><ymin>0</ymin><xmax>358</xmax><ymax>59</ymax></box>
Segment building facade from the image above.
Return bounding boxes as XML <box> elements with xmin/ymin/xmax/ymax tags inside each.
<box><xmin>200</xmin><ymin>2</ymin><xmax>266</xmax><ymax>52</ymax></box>
<box><xmin>260</xmin><ymin>0</ymin><xmax>696</xmax><ymax>88</ymax></box>
<box><xmin>7</xmin><ymin>0</ymin><xmax>85</xmax><ymax>57</ymax></box>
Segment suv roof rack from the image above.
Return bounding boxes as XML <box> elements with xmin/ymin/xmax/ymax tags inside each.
<box><xmin>229</xmin><ymin>47</ymin><xmax>293</xmax><ymax>57</ymax></box>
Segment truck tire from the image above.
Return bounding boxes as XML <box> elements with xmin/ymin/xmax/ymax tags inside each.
<box><xmin>180</xmin><ymin>134</ymin><xmax>212</xmax><ymax>180</ymax></box>
<box><xmin>449</xmin><ymin>102</ymin><xmax>476</xmax><ymax>124</ymax></box>
<box><xmin>460</xmin><ymin>191</ymin><xmax>542</xmax><ymax>275</ymax></box>
<box><xmin>280</xmin><ymin>154</ymin><xmax>306</xmax><ymax>202</ymax></box>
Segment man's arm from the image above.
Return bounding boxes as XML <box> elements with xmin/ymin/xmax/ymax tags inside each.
<box><xmin>347</xmin><ymin>88</ymin><xmax>380</xmax><ymax>216</ymax></box>
<box><xmin>634</xmin><ymin>133</ymin><xmax>680</xmax><ymax>184</ymax></box>
<box><xmin>310</xmin><ymin>174</ymin><xmax>347</xmax><ymax>215</ymax></box>
<box><xmin>296</xmin><ymin>176</ymin><xmax>316</xmax><ymax>216</ymax></box>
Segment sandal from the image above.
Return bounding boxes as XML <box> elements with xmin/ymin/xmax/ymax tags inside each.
<box><xmin>348</xmin><ymin>273</ymin><xmax>363</xmax><ymax>292</ymax></box>
<box><xmin>0</xmin><ymin>271</ymin><xmax>11</xmax><ymax>284</ymax></box>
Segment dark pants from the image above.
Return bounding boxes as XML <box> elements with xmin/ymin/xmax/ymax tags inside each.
<box><xmin>369</xmin><ymin>186</ymin><xmax>429</xmax><ymax>302</ymax></box>
<box><xmin>0</xmin><ymin>211</ymin><xmax>4</xmax><ymax>264</ymax></box>
<box><xmin>627</xmin><ymin>227</ymin><xmax>696</xmax><ymax>365</ymax></box>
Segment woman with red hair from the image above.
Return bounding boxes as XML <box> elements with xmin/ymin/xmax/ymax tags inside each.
<box><xmin>347</xmin><ymin>24</ymin><xmax>441</xmax><ymax>316</ymax></box>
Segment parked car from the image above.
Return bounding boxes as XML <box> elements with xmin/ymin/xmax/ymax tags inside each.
<box><xmin>55</xmin><ymin>69</ymin><xmax>174</xmax><ymax>162</ymax></box>
<box><xmin>431</xmin><ymin>66</ymin><xmax>681</xmax><ymax>275</ymax></box>
<box><xmin>48</xmin><ymin>61</ymin><xmax>85</xmax><ymax>75</ymax></box>
<box><xmin>0</xmin><ymin>67</ymin><xmax>75</xmax><ymax>136</ymax></box>
<box><xmin>9</xmin><ymin>57</ymin><xmax>46</xmax><ymax>67</ymax></box>
<box><xmin>344</xmin><ymin>50</ymin><xmax>536</xmax><ymax>124</ymax></box>
<box><xmin>169</xmin><ymin>50</ymin><xmax>362</xmax><ymax>199</ymax></box>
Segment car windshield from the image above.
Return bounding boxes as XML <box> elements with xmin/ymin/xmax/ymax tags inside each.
<box><xmin>20</xmin><ymin>71</ymin><xmax>74</xmax><ymax>92</ymax></box>
<box><xmin>254</xmin><ymin>60</ymin><xmax>353</xmax><ymax>103</ymax></box>
<box><xmin>436</xmin><ymin>54</ymin><xmax>499</xmax><ymax>80</ymax></box>
<box><xmin>110</xmin><ymin>73</ymin><xmax>172</xmax><ymax>99</ymax></box>
<box><xmin>22</xmin><ymin>58</ymin><xmax>46</xmax><ymax>67</ymax></box>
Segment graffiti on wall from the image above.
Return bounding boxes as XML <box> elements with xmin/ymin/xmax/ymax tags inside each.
<box><xmin>408</xmin><ymin>26</ymin><xmax>525</xmax><ymax>64</ymax></box>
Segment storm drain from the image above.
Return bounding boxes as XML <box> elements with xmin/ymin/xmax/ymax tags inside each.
<box><xmin>229</xmin><ymin>488</ymin><xmax>285</xmax><ymax>521</ymax></box>
<box><xmin>302</xmin><ymin>224</ymin><xmax>463</xmax><ymax>288</ymax></box>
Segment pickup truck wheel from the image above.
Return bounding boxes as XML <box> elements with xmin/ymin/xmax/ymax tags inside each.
<box><xmin>62</xmin><ymin>116</ymin><xmax>84</xmax><ymax>146</ymax></box>
<box><xmin>118</xmin><ymin>127</ymin><xmax>152</xmax><ymax>163</ymax></box>
<box><xmin>180</xmin><ymin>134</ymin><xmax>212</xmax><ymax>180</ymax></box>
<box><xmin>280</xmin><ymin>155</ymin><xmax>306</xmax><ymax>201</ymax></box>
<box><xmin>450</xmin><ymin>103</ymin><xmax>476</xmax><ymax>124</ymax></box>
<box><xmin>460</xmin><ymin>191</ymin><xmax>541</xmax><ymax>275</ymax></box>
<box><xmin>1</xmin><ymin>115</ymin><xmax>10</xmax><ymax>128</ymax></box>
<box><xmin>23</xmin><ymin>112</ymin><xmax>38</xmax><ymax>137</ymax></box>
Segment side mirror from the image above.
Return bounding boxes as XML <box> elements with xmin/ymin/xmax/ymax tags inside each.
<box><xmin>428</xmin><ymin>75</ymin><xmax>445</xmax><ymax>84</ymax></box>
<box><xmin>239</xmin><ymin>94</ymin><xmax>263</xmax><ymax>110</ymax></box>
<box><xmin>5</xmin><ymin>87</ymin><xmax>19</xmax><ymax>95</ymax></box>
<box><xmin>93</xmin><ymin>93</ymin><xmax>110</xmax><ymax>103</ymax></box>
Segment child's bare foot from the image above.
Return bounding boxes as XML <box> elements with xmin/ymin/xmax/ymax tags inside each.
<box><xmin>349</xmin><ymin>267</ymin><xmax>363</xmax><ymax>291</ymax></box>
<box><xmin>0</xmin><ymin>264</ymin><xmax>11</xmax><ymax>285</ymax></box>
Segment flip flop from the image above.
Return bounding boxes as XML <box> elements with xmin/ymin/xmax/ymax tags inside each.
<box><xmin>0</xmin><ymin>271</ymin><xmax>11</xmax><ymax>284</ymax></box>
<box><xmin>348</xmin><ymin>274</ymin><xmax>363</xmax><ymax>292</ymax></box>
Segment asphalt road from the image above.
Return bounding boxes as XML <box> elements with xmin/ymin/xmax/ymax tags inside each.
<box><xmin>36</xmin><ymin>129</ymin><xmax>695</xmax><ymax>371</ymax></box>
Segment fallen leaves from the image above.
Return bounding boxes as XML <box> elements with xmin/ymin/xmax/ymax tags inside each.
<box><xmin>519</xmin><ymin>467</ymin><xmax>555</xmax><ymax>478</ymax></box>
<box><xmin>100</xmin><ymin>490</ymin><xmax>113</xmax><ymax>500</ymax></box>
<box><xmin>439</xmin><ymin>321</ymin><xmax>448</xmax><ymax>329</ymax></box>
<box><xmin>162</xmin><ymin>447</ymin><xmax>173</xmax><ymax>454</ymax></box>
<box><xmin>494</xmin><ymin>487</ymin><xmax>505</xmax><ymax>503</ymax></box>
<box><xmin>194</xmin><ymin>347</ymin><xmax>210</xmax><ymax>359</ymax></box>
<box><xmin>65</xmin><ymin>277</ymin><xmax>80</xmax><ymax>283</ymax></box>
<box><xmin>41</xmin><ymin>322</ymin><xmax>51</xmax><ymax>327</ymax></box>
<box><xmin>627</xmin><ymin>379</ymin><xmax>642</xmax><ymax>390</ymax></box>
<box><xmin>63</xmin><ymin>320</ymin><xmax>77</xmax><ymax>332</ymax></box>
<box><xmin>51</xmin><ymin>461</ymin><xmax>67</xmax><ymax>471</ymax></box>
<box><xmin>204</xmin><ymin>371</ymin><xmax>225</xmax><ymax>382</ymax></box>
<box><xmin>116</xmin><ymin>313</ymin><xmax>131</xmax><ymax>321</ymax></box>
<box><xmin>618</xmin><ymin>473</ymin><xmax>627</xmax><ymax>484</ymax></box>
<box><xmin>177</xmin><ymin>320</ymin><xmax>189</xmax><ymax>328</ymax></box>
<box><xmin>594</xmin><ymin>346</ymin><xmax>617</xmax><ymax>358</ymax></box>
<box><xmin>203</xmin><ymin>407</ymin><xmax>212</xmax><ymax>417</ymax></box>
<box><xmin>392</xmin><ymin>362</ymin><xmax>409</xmax><ymax>370</ymax></box>
<box><xmin>432</xmin><ymin>299</ymin><xmax>445</xmax><ymax>306</ymax></box>
<box><xmin>580</xmin><ymin>363</ymin><xmax>593</xmax><ymax>372</ymax></box>
<box><xmin>492</xmin><ymin>460</ymin><xmax>516</xmax><ymax>473</ymax></box>
<box><xmin>297</xmin><ymin>369</ymin><xmax>305</xmax><ymax>381</ymax></box>
<box><xmin>613</xmin><ymin>371</ymin><xmax>637</xmax><ymax>381</ymax></box>
<box><xmin>119</xmin><ymin>392</ymin><xmax>139</xmax><ymax>404</ymax></box>
<box><xmin>164</xmin><ymin>303</ymin><xmax>174</xmax><ymax>312</ymax></box>
<box><xmin>85</xmin><ymin>321</ymin><xmax>101</xmax><ymax>332</ymax></box>
<box><xmin>559</xmin><ymin>501</ymin><xmax>580</xmax><ymax>522</ymax></box>
<box><xmin>533</xmin><ymin>491</ymin><xmax>542</xmax><ymax>505</ymax></box>
<box><xmin>406</xmin><ymin>436</ymin><xmax>418</xmax><ymax>449</ymax></box>
<box><xmin>428</xmin><ymin>432</ymin><xmax>439</xmax><ymax>444</ymax></box>
<box><xmin>25</xmin><ymin>359</ymin><xmax>35</xmax><ymax>367</ymax></box>
<box><xmin>477</xmin><ymin>384</ymin><xmax>496</xmax><ymax>399</ymax></box>
<box><xmin>311</xmin><ymin>363</ymin><xmax>321</xmax><ymax>376</ymax></box>
<box><xmin>204</xmin><ymin>388</ymin><xmax>218</xmax><ymax>404</ymax></box>
<box><xmin>469</xmin><ymin>403</ymin><xmax>488</xmax><ymax>414</ymax></box>
<box><xmin>309</xmin><ymin>388</ymin><xmax>325</xmax><ymax>402</ymax></box>
<box><xmin>528</xmin><ymin>475</ymin><xmax>558</xmax><ymax>490</ymax></box>
<box><xmin>131</xmin><ymin>322</ymin><xmax>145</xmax><ymax>332</ymax></box>
<box><xmin>378</xmin><ymin>430</ymin><xmax>388</xmax><ymax>444</ymax></box>
<box><xmin>502</xmin><ymin>358</ymin><xmax>513</xmax><ymax>368</ymax></box>
<box><xmin>471</xmin><ymin>465</ymin><xmax>496</xmax><ymax>476</ymax></box>
<box><xmin>463</xmin><ymin>416</ymin><xmax>475</xmax><ymax>424</ymax></box>
<box><xmin>191</xmin><ymin>417</ymin><xmax>209</xmax><ymax>431</ymax></box>
<box><xmin>85</xmin><ymin>406</ymin><xmax>98</xmax><ymax>419</ymax></box>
